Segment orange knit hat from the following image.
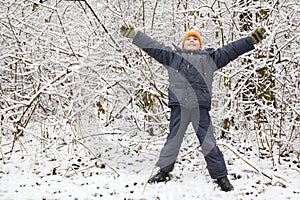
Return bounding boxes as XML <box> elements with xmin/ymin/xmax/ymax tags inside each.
<box><xmin>182</xmin><ymin>30</ymin><xmax>202</xmax><ymax>49</ymax></box>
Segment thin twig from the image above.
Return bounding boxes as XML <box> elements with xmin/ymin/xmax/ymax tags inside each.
<box><xmin>82</xmin><ymin>0</ymin><xmax>121</xmax><ymax>51</ymax></box>
<box><xmin>65</xmin><ymin>163</ymin><xmax>98</xmax><ymax>178</ymax></box>
<box><xmin>220</xmin><ymin>142</ymin><xmax>272</xmax><ymax>179</ymax></box>
<box><xmin>142</xmin><ymin>167</ymin><xmax>156</xmax><ymax>195</ymax></box>
<box><xmin>0</xmin><ymin>147</ymin><xmax>5</xmax><ymax>164</ymax></box>
<box><xmin>222</xmin><ymin>142</ymin><xmax>288</xmax><ymax>187</ymax></box>
<box><xmin>70</xmin><ymin>130</ymin><xmax>120</xmax><ymax>177</ymax></box>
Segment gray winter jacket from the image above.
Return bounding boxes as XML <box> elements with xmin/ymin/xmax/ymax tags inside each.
<box><xmin>132</xmin><ymin>31</ymin><xmax>254</xmax><ymax>109</ymax></box>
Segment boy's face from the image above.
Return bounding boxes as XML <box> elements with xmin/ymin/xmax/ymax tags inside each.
<box><xmin>183</xmin><ymin>36</ymin><xmax>201</xmax><ymax>51</ymax></box>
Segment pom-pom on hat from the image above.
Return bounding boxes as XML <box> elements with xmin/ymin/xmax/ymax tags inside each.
<box><xmin>182</xmin><ymin>30</ymin><xmax>202</xmax><ymax>49</ymax></box>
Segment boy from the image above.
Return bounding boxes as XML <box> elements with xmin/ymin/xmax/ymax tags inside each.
<box><xmin>120</xmin><ymin>25</ymin><xmax>265</xmax><ymax>191</ymax></box>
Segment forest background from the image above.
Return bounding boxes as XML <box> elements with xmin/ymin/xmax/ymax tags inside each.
<box><xmin>0</xmin><ymin>0</ymin><xmax>299</xmax><ymax>199</ymax></box>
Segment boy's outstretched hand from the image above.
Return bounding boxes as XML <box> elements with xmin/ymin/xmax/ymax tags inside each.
<box><xmin>120</xmin><ymin>25</ymin><xmax>136</xmax><ymax>39</ymax></box>
<box><xmin>250</xmin><ymin>27</ymin><xmax>266</xmax><ymax>44</ymax></box>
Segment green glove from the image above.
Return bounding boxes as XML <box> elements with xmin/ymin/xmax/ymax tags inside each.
<box><xmin>250</xmin><ymin>27</ymin><xmax>266</xmax><ymax>44</ymax></box>
<box><xmin>120</xmin><ymin>25</ymin><xmax>136</xmax><ymax>39</ymax></box>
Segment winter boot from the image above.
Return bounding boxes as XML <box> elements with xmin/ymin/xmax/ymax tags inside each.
<box><xmin>148</xmin><ymin>170</ymin><xmax>171</xmax><ymax>184</ymax></box>
<box><xmin>217</xmin><ymin>176</ymin><xmax>234</xmax><ymax>192</ymax></box>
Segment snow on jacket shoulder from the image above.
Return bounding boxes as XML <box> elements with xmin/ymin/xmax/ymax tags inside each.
<box><xmin>132</xmin><ymin>31</ymin><xmax>254</xmax><ymax>109</ymax></box>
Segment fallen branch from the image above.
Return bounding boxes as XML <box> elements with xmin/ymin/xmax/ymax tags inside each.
<box><xmin>65</xmin><ymin>163</ymin><xmax>100</xmax><ymax>178</ymax></box>
<box><xmin>220</xmin><ymin>142</ymin><xmax>287</xmax><ymax>186</ymax></box>
<box><xmin>69</xmin><ymin>126</ymin><xmax>120</xmax><ymax>177</ymax></box>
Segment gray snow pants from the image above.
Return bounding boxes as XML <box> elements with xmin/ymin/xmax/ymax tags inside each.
<box><xmin>156</xmin><ymin>106</ymin><xmax>228</xmax><ymax>179</ymax></box>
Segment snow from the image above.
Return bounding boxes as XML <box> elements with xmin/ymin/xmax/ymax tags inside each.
<box><xmin>1</xmin><ymin>126</ymin><xmax>299</xmax><ymax>200</ymax></box>
<box><xmin>0</xmin><ymin>0</ymin><xmax>299</xmax><ymax>199</ymax></box>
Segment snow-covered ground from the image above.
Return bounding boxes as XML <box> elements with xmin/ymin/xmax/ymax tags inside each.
<box><xmin>0</xmin><ymin>124</ymin><xmax>299</xmax><ymax>200</ymax></box>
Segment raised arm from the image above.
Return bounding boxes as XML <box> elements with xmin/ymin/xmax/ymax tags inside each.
<box><xmin>120</xmin><ymin>25</ymin><xmax>180</xmax><ymax>66</ymax></box>
<box><xmin>210</xmin><ymin>36</ymin><xmax>254</xmax><ymax>69</ymax></box>
<box><xmin>210</xmin><ymin>27</ymin><xmax>266</xmax><ymax>69</ymax></box>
